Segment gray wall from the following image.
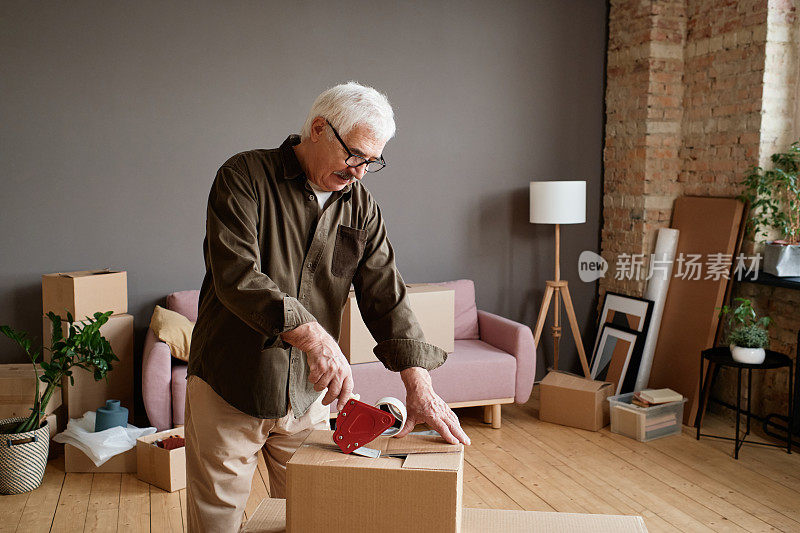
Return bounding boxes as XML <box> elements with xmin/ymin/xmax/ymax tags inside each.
<box><xmin>1</xmin><ymin>1</ymin><xmax>607</xmax><ymax>416</ymax></box>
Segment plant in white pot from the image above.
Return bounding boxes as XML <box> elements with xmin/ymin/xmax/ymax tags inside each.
<box><xmin>742</xmin><ymin>140</ymin><xmax>800</xmax><ymax>276</ymax></box>
<box><xmin>718</xmin><ymin>298</ymin><xmax>772</xmax><ymax>364</ymax></box>
<box><xmin>0</xmin><ymin>311</ymin><xmax>117</xmax><ymax>494</ymax></box>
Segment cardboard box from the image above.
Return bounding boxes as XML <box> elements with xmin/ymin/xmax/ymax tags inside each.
<box><xmin>287</xmin><ymin>430</ymin><xmax>463</xmax><ymax>533</ymax></box>
<box><xmin>64</xmin><ymin>442</ymin><xmax>137</xmax><ymax>473</ymax></box>
<box><xmin>339</xmin><ymin>284</ymin><xmax>455</xmax><ymax>364</ymax></box>
<box><xmin>0</xmin><ymin>363</ymin><xmax>62</xmax><ymax>419</ymax></box>
<box><xmin>244</xmin><ymin>498</ymin><xmax>649</xmax><ymax>533</ymax></box>
<box><xmin>43</xmin><ymin>313</ymin><xmax>134</xmax><ymax>420</ymax></box>
<box><xmin>539</xmin><ymin>371</ymin><xmax>614</xmax><ymax>431</ymax></box>
<box><xmin>44</xmin><ymin>413</ymin><xmax>58</xmax><ymax>439</ymax></box>
<box><xmin>136</xmin><ymin>427</ymin><xmax>186</xmax><ymax>492</ymax></box>
<box><xmin>42</xmin><ymin>269</ymin><xmax>128</xmax><ymax>319</ymax></box>
<box><xmin>609</xmin><ymin>392</ymin><xmax>687</xmax><ymax>442</ymax></box>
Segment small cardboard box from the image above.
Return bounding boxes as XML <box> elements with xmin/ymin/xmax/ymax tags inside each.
<box><xmin>287</xmin><ymin>430</ymin><xmax>463</xmax><ymax>533</ymax></box>
<box><xmin>42</xmin><ymin>269</ymin><xmax>128</xmax><ymax>319</ymax></box>
<box><xmin>64</xmin><ymin>442</ymin><xmax>137</xmax><ymax>473</ymax></box>
<box><xmin>43</xmin><ymin>313</ymin><xmax>134</xmax><ymax>420</ymax></box>
<box><xmin>244</xmin><ymin>498</ymin><xmax>649</xmax><ymax>533</ymax></box>
<box><xmin>339</xmin><ymin>284</ymin><xmax>455</xmax><ymax>364</ymax></box>
<box><xmin>0</xmin><ymin>363</ymin><xmax>62</xmax><ymax>419</ymax></box>
<box><xmin>136</xmin><ymin>427</ymin><xmax>186</xmax><ymax>492</ymax></box>
<box><xmin>539</xmin><ymin>371</ymin><xmax>614</xmax><ymax>431</ymax></box>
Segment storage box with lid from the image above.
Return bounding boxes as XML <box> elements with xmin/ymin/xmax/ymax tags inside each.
<box><xmin>608</xmin><ymin>392</ymin><xmax>687</xmax><ymax>442</ymax></box>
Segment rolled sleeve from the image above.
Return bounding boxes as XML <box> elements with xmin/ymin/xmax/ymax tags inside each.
<box><xmin>353</xmin><ymin>198</ymin><xmax>446</xmax><ymax>372</ymax></box>
<box><xmin>261</xmin><ymin>296</ymin><xmax>318</xmax><ymax>349</ymax></box>
<box><xmin>373</xmin><ymin>339</ymin><xmax>447</xmax><ymax>372</ymax></box>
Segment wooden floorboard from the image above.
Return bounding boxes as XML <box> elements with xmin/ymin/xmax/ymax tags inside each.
<box><xmin>17</xmin><ymin>461</ymin><xmax>64</xmax><ymax>533</ymax></box>
<box><xmin>149</xmin><ymin>484</ymin><xmax>182</xmax><ymax>533</ymax></box>
<box><xmin>117</xmin><ymin>474</ymin><xmax>149</xmax><ymax>533</ymax></box>
<box><xmin>50</xmin><ymin>473</ymin><xmax>92</xmax><ymax>533</ymax></box>
<box><xmin>5</xmin><ymin>392</ymin><xmax>800</xmax><ymax>532</ymax></box>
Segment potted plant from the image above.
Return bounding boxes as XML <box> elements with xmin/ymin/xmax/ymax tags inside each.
<box><xmin>0</xmin><ymin>311</ymin><xmax>117</xmax><ymax>494</ymax></box>
<box><xmin>741</xmin><ymin>140</ymin><xmax>800</xmax><ymax>276</ymax></box>
<box><xmin>718</xmin><ymin>298</ymin><xmax>772</xmax><ymax>364</ymax></box>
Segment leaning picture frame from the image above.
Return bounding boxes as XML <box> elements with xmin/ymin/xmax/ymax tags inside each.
<box><xmin>591</xmin><ymin>324</ymin><xmax>640</xmax><ymax>395</ymax></box>
<box><xmin>590</xmin><ymin>292</ymin><xmax>654</xmax><ymax>392</ymax></box>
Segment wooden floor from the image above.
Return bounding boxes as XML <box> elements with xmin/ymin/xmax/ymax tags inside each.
<box><xmin>3</xmin><ymin>396</ymin><xmax>800</xmax><ymax>532</ymax></box>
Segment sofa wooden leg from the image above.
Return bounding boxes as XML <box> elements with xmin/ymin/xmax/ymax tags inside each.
<box><xmin>483</xmin><ymin>405</ymin><xmax>493</xmax><ymax>424</ymax></box>
<box><xmin>491</xmin><ymin>404</ymin><xmax>501</xmax><ymax>429</ymax></box>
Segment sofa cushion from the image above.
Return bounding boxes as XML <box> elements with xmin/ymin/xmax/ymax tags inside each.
<box><xmin>428</xmin><ymin>279</ymin><xmax>480</xmax><ymax>340</ymax></box>
<box><xmin>149</xmin><ymin>305</ymin><xmax>194</xmax><ymax>362</ymax></box>
<box><xmin>167</xmin><ymin>290</ymin><xmax>201</xmax><ymax>322</ymax></box>
<box><xmin>340</xmin><ymin>339</ymin><xmax>516</xmax><ymax>412</ymax></box>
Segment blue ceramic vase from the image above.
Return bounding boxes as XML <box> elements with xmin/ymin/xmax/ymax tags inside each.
<box><xmin>95</xmin><ymin>400</ymin><xmax>128</xmax><ymax>432</ymax></box>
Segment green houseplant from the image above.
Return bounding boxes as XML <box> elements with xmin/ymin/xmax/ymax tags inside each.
<box><xmin>741</xmin><ymin>140</ymin><xmax>800</xmax><ymax>276</ymax></box>
<box><xmin>0</xmin><ymin>310</ymin><xmax>117</xmax><ymax>494</ymax></box>
<box><xmin>718</xmin><ymin>298</ymin><xmax>771</xmax><ymax>364</ymax></box>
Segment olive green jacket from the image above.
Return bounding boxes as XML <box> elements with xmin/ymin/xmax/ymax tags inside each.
<box><xmin>187</xmin><ymin>135</ymin><xmax>446</xmax><ymax>419</ymax></box>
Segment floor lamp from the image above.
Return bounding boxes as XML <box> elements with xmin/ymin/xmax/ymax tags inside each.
<box><xmin>530</xmin><ymin>181</ymin><xmax>590</xmax><ymax>377</ymax></box>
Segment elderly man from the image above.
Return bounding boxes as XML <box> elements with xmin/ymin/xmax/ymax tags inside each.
<box><xmin>185</xmin><ymin>81</ymin><xmax>469</xmax><ymax>531</ymax></box>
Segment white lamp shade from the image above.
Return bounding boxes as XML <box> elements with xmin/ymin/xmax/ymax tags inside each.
<box><xmin>529</xmin><ymin>181</ymin><xmax>586</xmax><ymax>224</ymax></box>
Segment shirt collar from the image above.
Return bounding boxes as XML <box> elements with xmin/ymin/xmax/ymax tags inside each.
<box><xmin>279</xmin><ymin>135</ymin><xmax>304</xmax><ymax>180</ymax></box>
<box><xmin>281</xmin><ymin>134</ymin><xmax>353</xmax><ymax>201</ymax></box>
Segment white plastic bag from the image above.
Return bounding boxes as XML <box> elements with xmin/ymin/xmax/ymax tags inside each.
<box><xmin>53</xmin><ymin>411</ymin><xmax>156</xmax><ymax>466</ymax></box>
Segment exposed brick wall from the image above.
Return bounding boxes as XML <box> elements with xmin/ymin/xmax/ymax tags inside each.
<box><xmin>602</xmin><ymin>0</ymin><xmax>687</xmax><ymax>298</ymax></box>
<box><xmin>603</xmin><ymin>0</ymin><xmax>800</xmax><ymax>419</ymax></box>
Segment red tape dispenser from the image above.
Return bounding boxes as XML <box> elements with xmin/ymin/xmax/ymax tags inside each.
<box><xmin>333</xmin><ymin>398</ymin><xmax>396</xmax><ymax>454</ymax></box>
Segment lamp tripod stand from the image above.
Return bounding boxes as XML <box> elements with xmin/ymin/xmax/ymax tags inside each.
<box><xmin>532</xmin><ymin>224</ymin><xmax>591</xmax><ymax>377</ymax></box>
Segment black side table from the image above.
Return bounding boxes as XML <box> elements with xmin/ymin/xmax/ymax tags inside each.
<box><xmin>696</xmin><ymin>347</ymin><xmax>794</xmax><ymax>459</ymax></box>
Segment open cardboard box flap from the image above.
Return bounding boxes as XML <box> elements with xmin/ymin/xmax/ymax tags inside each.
<box><xmin>541</xmin><ymin>370</ymin><xmax>611</xmax><ymax>392</ymax></box>
<box><xmin>52</xmin><ymin>269</ymin><xmax>120</xmax><ymax>278</ymax></box>
<box><xmin>290</xmin><ymin>430</ymin><xmax>462</xmax><ymax>471</ymax></box>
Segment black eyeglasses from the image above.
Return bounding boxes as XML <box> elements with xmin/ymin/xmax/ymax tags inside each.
<box><xmin>325</xmin><ymin>119</ymin><xmax>386</xmax><ymax>173</ymax></box>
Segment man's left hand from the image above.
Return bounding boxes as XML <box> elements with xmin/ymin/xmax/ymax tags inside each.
<box><xmin>393</xmin><ymin>367</ymin><xmax>471</xmax><ymax>445</ymax></box>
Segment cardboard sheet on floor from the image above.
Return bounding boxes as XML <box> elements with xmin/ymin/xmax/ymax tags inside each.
<box><xmin>242</xmin><ymin>498</ymin><xmax>649</xmax><ymax>533</ymax></box>
<box><xmin>647</xmin><ymin>197</ymin><xmax>743</xmax><ymax>426</ymax></box>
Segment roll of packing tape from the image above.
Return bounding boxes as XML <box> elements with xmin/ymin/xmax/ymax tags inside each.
<box><xmin>375</xmin><ymin>397</ymin><xmax>407</xmax><ymax>436</ymax></box>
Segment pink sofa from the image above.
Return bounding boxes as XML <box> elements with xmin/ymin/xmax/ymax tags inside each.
<box><xmin>142</xmin><ymin>281</ymin><xmax>535</xmax><ymax>432</ymax></box>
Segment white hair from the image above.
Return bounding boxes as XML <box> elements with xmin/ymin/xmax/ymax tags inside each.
<box><xmin>301</xmin><ymin>81</ymin><xmax>396</xmax><ymax>143</ymax></box>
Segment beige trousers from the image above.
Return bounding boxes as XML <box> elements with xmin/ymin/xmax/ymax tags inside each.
<box><xmin>185</xmin><ymin>375</ymin><xmax>328</xmax><ymax>533</ymax></box>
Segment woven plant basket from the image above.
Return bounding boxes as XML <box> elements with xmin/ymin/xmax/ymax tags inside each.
<box><xmin>0</xmin><ymin>417</ymin><xmax>50</xmax><ymax>494</ymax></box>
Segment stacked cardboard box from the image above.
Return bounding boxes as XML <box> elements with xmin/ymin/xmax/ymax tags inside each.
<box><xmin>339</xmin><ymin>284</ymin><xmax>455</xmax><ymax>364</ymax></box>
<box><xmin>41</xmin><ymin>269</ymin><xmax>133</xmax><ymax>472</ymax></box>
<box><xmin>0</xmin><ymin>363</ymin><xmax>62</xmax><ymax>420</ymax></box>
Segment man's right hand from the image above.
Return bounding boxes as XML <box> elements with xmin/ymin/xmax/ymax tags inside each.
<box><xmin>280</xmin><ymin>322</ymin><xmax>354</xmax><ymax>411</ymax></box>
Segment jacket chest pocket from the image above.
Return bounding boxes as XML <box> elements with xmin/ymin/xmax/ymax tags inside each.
<box><xmin>332</xmin><ymin>225</ymin><xmax>367</xmax><ymax>278</ymax></box>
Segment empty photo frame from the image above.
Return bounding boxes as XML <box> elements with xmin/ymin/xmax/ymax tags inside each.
<box><xmin>591</xmin><ymin>324</ymin><xmax>640</xmax><ymax>395</ymax></box>
<box><xmin>591</xmin><ymin>292</ymin><xmax>654</xmax><ymax>392</ymax></box>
